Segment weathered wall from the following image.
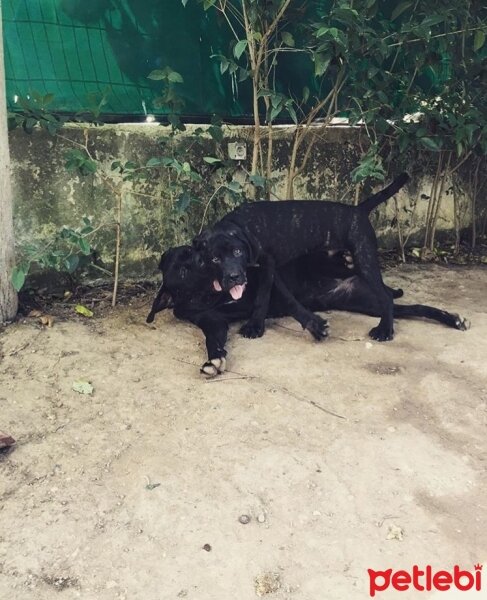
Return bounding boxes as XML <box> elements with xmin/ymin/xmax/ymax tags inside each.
<box><xmin>9</xmin><ymin>123</ymin><xmax>475</xmax><ymax>279</ymax></box>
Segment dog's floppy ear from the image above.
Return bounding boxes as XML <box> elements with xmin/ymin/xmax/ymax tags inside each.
<box><xmin>146</xmin><ymin>283</ymin><xmax>173</xmax><ymax>323</ymax></box>
<box><xmin>234</xmin><ymin>227</ymin><xmax>260</xmax><ymax>266</ymax></box>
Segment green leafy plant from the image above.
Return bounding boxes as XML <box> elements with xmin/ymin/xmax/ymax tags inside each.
<box><xmin>8</xmin><ymin>92</ymin><xmax>66</xmax><ymax>135</ymax></box>
<box><xmin>12</xmin><ymin>218</ymin><xmax>95</xmax><ymax>291</ymax></box>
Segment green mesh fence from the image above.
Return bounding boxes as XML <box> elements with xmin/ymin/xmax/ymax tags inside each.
<box><xmin>3</xmin><ymin>0</ymin><xmax>244</xmax><ymax>118</ymax></box>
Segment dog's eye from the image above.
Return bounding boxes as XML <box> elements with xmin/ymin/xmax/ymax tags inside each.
<box><xmin>233</xmin><ymin>249</ymin><xmax>242</xmax><ymax>257</ymax></box>
<box><xmin>180</xmin><ymin>266</ymin><xmax>187</xmax><ymax>279</ymax></box>
<box><xmin>212</xmin><ymin>257</ymin><xmax>220</xmax><ymax>264</ymax></box>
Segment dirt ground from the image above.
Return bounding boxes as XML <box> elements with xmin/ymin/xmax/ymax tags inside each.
<box><xmin>1</xmin><ymin>263</ymin><xmax>486</xmax><ymax>600</ymax></box>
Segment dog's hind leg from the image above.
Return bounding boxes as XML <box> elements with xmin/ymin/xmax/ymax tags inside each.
<box><xmin>393</xmin><ymin>304</ymin><xmax>470</xmax><ymax>330</ymax></box>
<box><xmin>348</xmin><ymin>232</ymin><xmax>394</xmax><ymax>341</ymax></box>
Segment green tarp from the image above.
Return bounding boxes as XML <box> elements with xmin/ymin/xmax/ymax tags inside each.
<box><xmin>3</xmin><ymin>0</ymin><xmax>244</xmax><ymax>118</ymax></box>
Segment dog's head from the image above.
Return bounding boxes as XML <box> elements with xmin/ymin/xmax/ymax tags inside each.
<box><xmin>193</xmin><ymin>226</ymin><xmax>256</xmax><ymax>301</ymax></box>
<box><xmin>146</xmin><ymin>245</ymin><xmax>211</xmax><ymax>323</ymax></box>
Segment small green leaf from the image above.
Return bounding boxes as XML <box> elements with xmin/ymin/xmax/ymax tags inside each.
<box><xmin>391</xmin><ymin>1</ymin><xmax>412</xmax><ymax>20</ymax></box>
<box><xmin>474</xmin><ymin>29</ymin><xmax>486</xmax><ymax>52</ymax></box>
<box><xmin>226</xmin><ymin>181</ymin><xmax>242</xmax><ymax>193</ymax></box>
<box><xmin>238</xmin><ymin>67</ymin><xmax>249</xmax><ymax>82</ymax></box>
<box><xmin>316</xmin><ymin>26</ymin><xmax>330</xmax><ymax>37</ymax></box>
<box><xmin>72</xmin><ymin>380</ymin><xmax>93</xmax><ymax>395</ymax></box>
<box><xmin>287</xmin><ymin>104</ymin><xmax>298</xmax><ymax>125</ymax></box>
<box><xmin>65</xmin><ymin>255</ymin><xmax>79</xmax><ymax>273</ymax></box>
<box><xmin>175</xmin><ymin>191</ymin><xmax>194</xmax><ymax>213</ymax></box>
<box><xmin>203</xmin><ymin>156</ymin><xmax>222</xmax><ymax>164</ymax></box>
<box><xmin>82</xmin><ymin>160</ymin><xmax>97</xmax><ymax>174</ymax></box>
<box><xmin>249</xmin><ymin>174</ymin><xmax>266</xmax><ymax>188</ymax></box>
<box><xmin>420</xmin><ymin>14</ymin><xmax>445</xmax><ymax>27</ymax></box>
<box><xmin>270</xmin><ymin>105</ymin><xmax>282</xmax><ymax>121</ymax></box>
<box><xmin>419</xmin><ymin>137</ymin><xmax>441</xmax><ymax>151</ymax></box>
<box><xmin>75</xmin><ymin>304</ymin><xmax>93</xmax><ymax>318</ymax></box>
<box><xmin>146</xmin><ymin>157</ymin><xmax>162</xmax><ymax>167</ymax></box>
<box><xmin>333</xmin><ymin>7</ymin><xmax>359</xmax><ymax>25</ymax></box>
<box><xmin>78</xmin><ymin>238</ymin><xmax>91</xmax><ymax>256</ymax></box>
<box><xmin>167</xmin><ymin>71</ymin><xmax>184</xmax><ymax>83</ymax></box>
<box><xmin>234</xmin><ymin>39</ymin><xmax>248</xmax><ymax>60</ymax></box>
<box><xmin>281</xmin><ymin>32</ymin><xmax>295</xmax><ymax>47</ymax></box>
<box><xmin>11</xmin><ymin>266</ymin><xmax>27</xmax><ymax>291</ymax></box>
<box><xmin>313</xmin><ymin>53</ymin><xmax>331</xmax><ymax>77</ymax></box>
<box><xmin>147</xmin><ymin>69</ymin><xmax>167</xmax><ymax>81</ymax></box>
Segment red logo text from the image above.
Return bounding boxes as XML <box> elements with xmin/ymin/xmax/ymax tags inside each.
<box><xmin>368</xmin><ymin>564</ymin><xmax>482</xmax><ymax>596</ymax></box>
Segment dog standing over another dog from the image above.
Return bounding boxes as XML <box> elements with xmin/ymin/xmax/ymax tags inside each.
<box><xmin>194</xmin><ymin>174</ymin><xmax>409</xmax><ymax>342</ymax></box>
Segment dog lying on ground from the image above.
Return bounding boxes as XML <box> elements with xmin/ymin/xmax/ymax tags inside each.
<box><xmin>193</xmin><ymin>173</ymin><xmax>409</xmax><ymax>342</ymax></box>
<box><xmin>147</xmin><ymin>246</ymin><xmax>469</xmax><ymax>377</ymax></box>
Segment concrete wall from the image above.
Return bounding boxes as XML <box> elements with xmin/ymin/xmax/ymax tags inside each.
<box><xmin>9</xmin><ymin>123</ymin><xmax>476</xmax><ymax>280</ymax></box>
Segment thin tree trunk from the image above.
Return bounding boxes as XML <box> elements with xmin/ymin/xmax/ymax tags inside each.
<box><xmin>429</xmin><ymin>152</ymin><xmax>452</xmax><ymax>251</ymax></box>
<box><xmin>0</xmin><ymin>7</ymin><xmax>18</xmax><ymax>322</ymax></box>
<box><xmin>471</xmin><ymin>157</ymin><xmax>480</xmax><ymax>249</ymax></box>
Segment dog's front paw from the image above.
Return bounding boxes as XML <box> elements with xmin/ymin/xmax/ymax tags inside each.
<box><xmin>240</xmin><ymin>319</ymin><xmax>265</xmax><ymax>339</ymax></box>
<box><xmin>200</xmin><ymin>357</ymin><xmax>227</xmax><ymax>378</ymax></box>
<box><xmin>454</xmin><ymin>314</ymin><xmax>470</xmax><ymax>331</ymax></box>
<box><xmin>369</xmin><ymin>325</ymin><xmax>394</xmax><ymax>342</ymax></box>
<box><xmin>305</xmin><ymin>314</ymin><xmax>329</xmax><ymax>341</ymax></box>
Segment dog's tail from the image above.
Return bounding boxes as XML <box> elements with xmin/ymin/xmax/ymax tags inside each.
<box><xmin>359</xmin><ymin>173</ymin><xmax>409</xmax><ymax>214</ymax></box>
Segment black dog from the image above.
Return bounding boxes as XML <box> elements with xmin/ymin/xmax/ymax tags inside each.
<box><xmin>147</xmin><ymin>245</ymin><xmax>469</xmax><ymax>377</ymax></box>
<box><xmin>194</xmin><ymin>173</ymin><xmax>409</xmax><ymax>342</ymax></box>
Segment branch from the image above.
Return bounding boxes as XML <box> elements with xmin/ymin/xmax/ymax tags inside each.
<box><xmin>262</xmin><ymin>0</ymin><xmax>292</xmax><ymax>44</ymax></box>
<box><xmin>388</xmin><ymin>26</ymin><xmax>484</xmax><ymax>48</ymax></box>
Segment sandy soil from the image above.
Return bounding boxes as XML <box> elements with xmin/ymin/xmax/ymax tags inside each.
<box><xmin>1</xmin><ymin>263</ymin><xmax>486</xmax><ymax>600</ymax></box>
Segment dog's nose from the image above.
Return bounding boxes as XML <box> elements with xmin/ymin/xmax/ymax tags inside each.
<box><xmin>229</xmin><ymin>273</ymin><xmax>240</xmax><ymax>283</ymax></box>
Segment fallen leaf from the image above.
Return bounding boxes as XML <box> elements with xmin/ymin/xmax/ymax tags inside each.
<box><xmin>386</xmin><ymin>524</ymin><xmax>404</xmax><ymax>541</ymax></box>
<box><xmin>72</xmin><ymin>380</ymin><xmax>94</xmax><ymax>395</ymax></box>
<box><xmin>28</xmin><ymin>310</ymin><xmax>42</xmax><ymax>318</ymax></box>
<box><xmin>145</xmin><ymin>483</ymin><xmax>161</xmax><ymax>491</ymax></box>
<box><xmin>40</xmin><ymin>315</ymin><xmax>54</xmax><ymax>327</ymax></box>
<box><xmin>75</xmin><ymin>305</ymin><xmax>93</xmax><ymax>318</ymax></box>
<box><xmin>254</xmin><ymin>573</ymin><xmax>281</xmax><ymax>597</ymax></box>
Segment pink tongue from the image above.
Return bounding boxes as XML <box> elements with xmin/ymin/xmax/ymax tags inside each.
<box><xmin>229</xmin><ymin>284</ymin><xmax>245</xmax><ymax>300</ymax></box>
<box><xmin>213</xmin><ymin>280</ymin><xmax>222</xmax><ymax>292</ymax></box>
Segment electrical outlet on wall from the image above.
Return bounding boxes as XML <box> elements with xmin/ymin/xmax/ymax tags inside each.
<box><xmin>228</xmin><ymin>142</ymin><xmax>247</xmax><ymax>160</ymax></box>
